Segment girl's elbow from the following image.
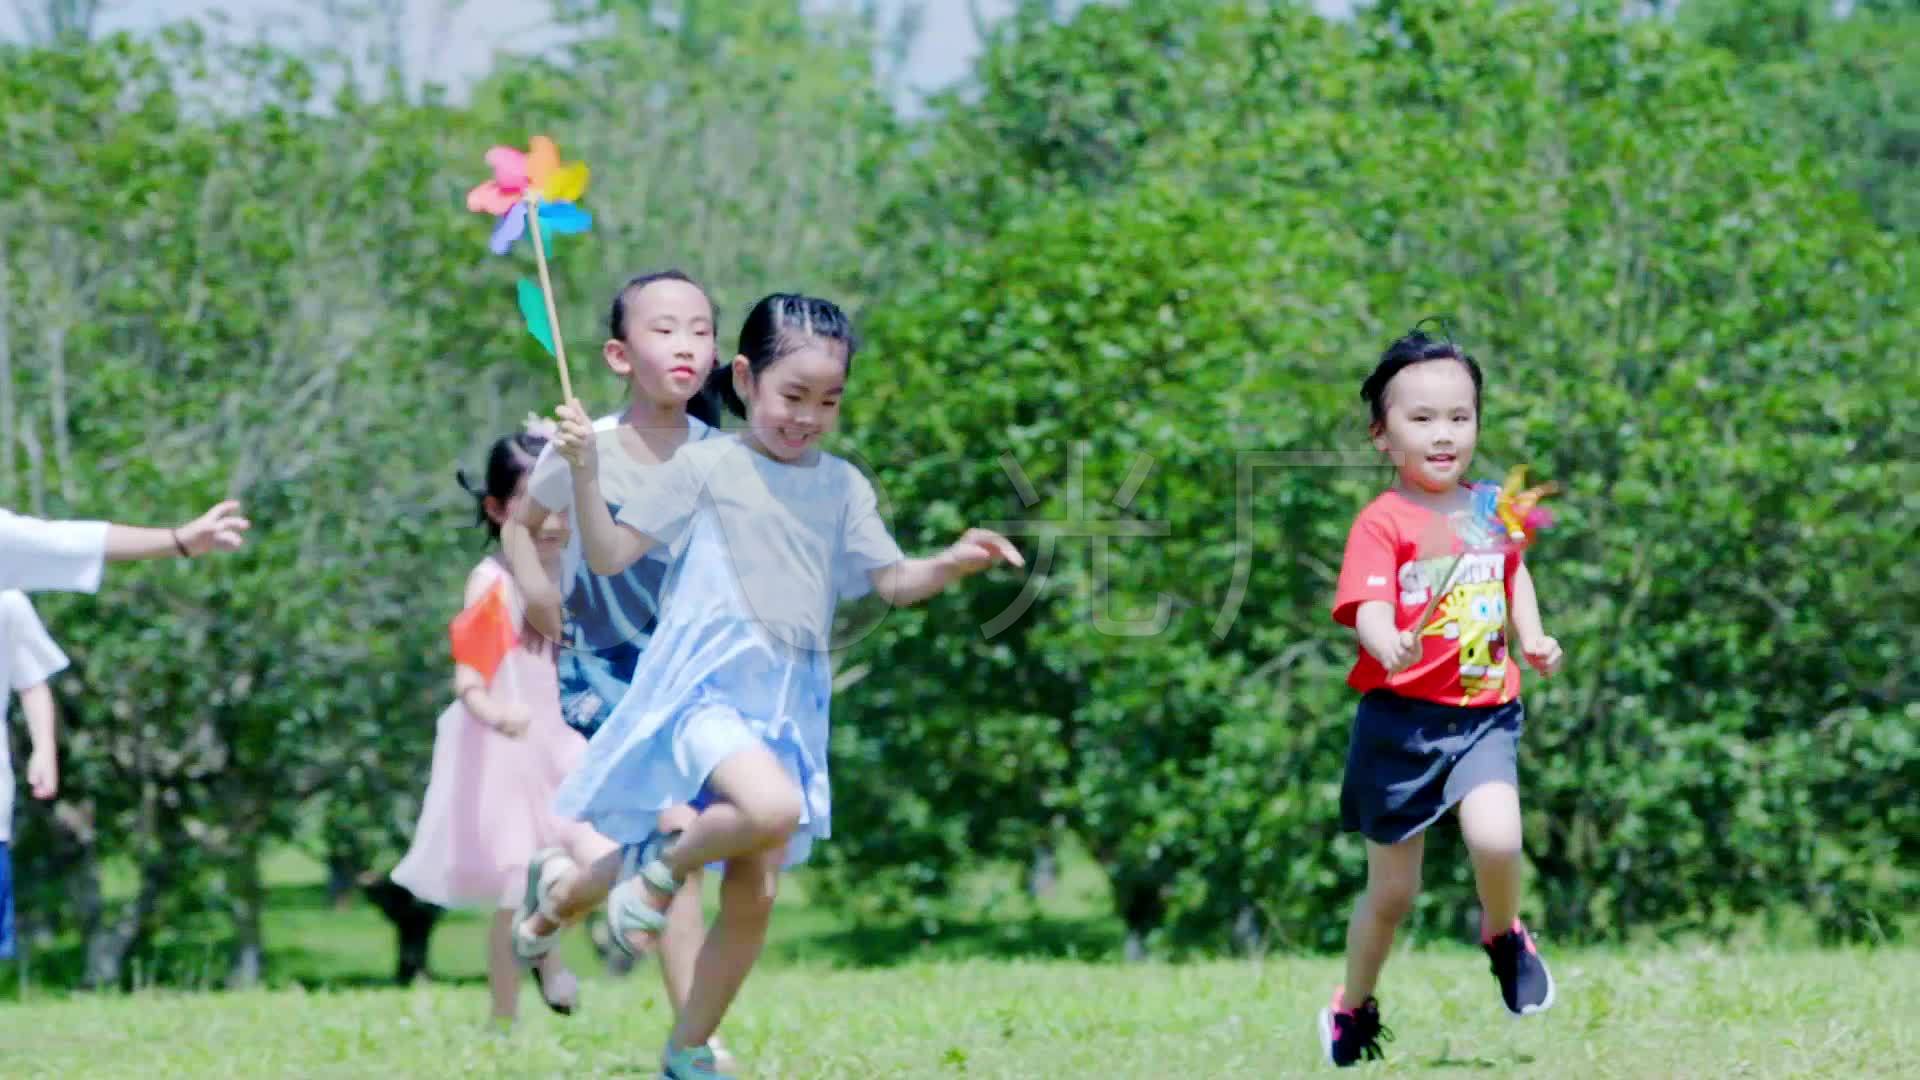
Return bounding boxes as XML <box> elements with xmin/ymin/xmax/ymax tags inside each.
<box><xmin>871</xmin><ymin>568</ymin><xmax>908</xmax><ymax>606</ymax></box>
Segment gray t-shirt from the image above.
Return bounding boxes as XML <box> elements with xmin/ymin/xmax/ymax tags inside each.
<box><xmin>615</xmin><ymin>436</ymin><xmax>906</xmax><ymax>651</ymax></box>
<box><xmin>527</xmin><ymin>412</ymin><xmax>712</xmax><ymax>651</ymax></box>
<box><xmin>1</xmin><ymin>590</ymin><xmax>69</xmax><ymax>843</ymax></box>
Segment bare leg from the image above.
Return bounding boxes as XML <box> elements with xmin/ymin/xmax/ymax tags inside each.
<box><xmin>526</xmin><ymin>846</ymin><xmax>622</xmax><ymax>935</ymax></box>
<box><xmin>533</xmin><ymin>948</ymin><xmax>580</xmax><ymax>1012</ymax></box>
<box><xmin>487</xmin><ymin>908</ymin><xmax>522</xmax><ymax>1022</ymax></box>
<box><xmin>637</xmin><ymin>745</ymin><xmax>803</xmax><ymax>916</ymax></box>
<box><xmin>665</xmin><ymin>771</ymin><xmax>801</xmax><ymax>876</ymax></box>
<box><xmin>1343</xmin><ymin>834</ymin><xmax>1425</xmax><ymax>1002</ymax></box>
<box><xmin>653</xmin><ymin>804</ymin><xmax>706</xmax><ymax>1011</ymax></box>
<box><xmin>1459</xmin><ymin>782</ymin><xmax>1524</xmax><ymax>937</ymax></box>
<box><xmin>668</xmin><ymin>845</ymin><xmax>782</xmax><ymax>1054</ymax></box>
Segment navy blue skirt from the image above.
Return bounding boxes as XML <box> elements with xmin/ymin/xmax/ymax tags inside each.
<box><xmin>1340</xmin><ymin>690</ymin><xmax>1524</xmax><ymax>845</ymax></box>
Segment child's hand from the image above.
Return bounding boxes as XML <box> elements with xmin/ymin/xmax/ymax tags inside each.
<box><xmin>1385</xmin><ymin>629</ymin><xmax>1420</xmax><ymax>673</ymax></box>
<box><xmin>1368</xmin><ymin>629</ymin><xmax>1420</xmax><ymax>674</ymax></box>
<box><xmin>492</xmin><ymin>702</ymin><xmax>532</xmax><ymax>739</ymax></box>
<box><xmin>1521</xmin><ymin>634</ymin><xmax>1563</xmax><ymax>676</ymax></box>
<box><xmin>940</xmin><ymin>528</ymin><xmax>1025</xmax><ymax>579</ymax></box>
<box><xmin>26</xmin><ymin>748</ymin><xmax>57</xmax><ymax>800</ymax></box>
<box><xmin>553</xmin><ymin>400</ymin><xmax>596</xmax><ymax>473</ymax></box>
<box><xmin>176</xmin><ymin>500</ymin><xmax>251</xmax><ymax>556</ymax></box>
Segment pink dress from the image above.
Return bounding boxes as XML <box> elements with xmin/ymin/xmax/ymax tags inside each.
<box><xmin>392</xmin><ymin>556</ymin><xmax>599</xmax><ymax>909</ymax></box>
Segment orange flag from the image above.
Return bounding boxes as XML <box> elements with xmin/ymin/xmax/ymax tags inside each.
<box><xmin>449</xmin><ymin>581</ymin><xmax>519</xmax><ymax>682</ymax></box>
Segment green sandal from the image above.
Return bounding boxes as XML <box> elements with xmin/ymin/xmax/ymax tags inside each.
<box><xmin>511</xmin><ymin>847</ymin><xmax>574</xmax><ymax>963</ymax></box>
<box><xmin>662</xmin><ymin>1042</ymin><xmax>734</xmax><ymax>1080</ymax></box>
<box><xmin>608</xmin><ymin>829</ymin><xmax>683</xmax><ymax>959</ymax></box>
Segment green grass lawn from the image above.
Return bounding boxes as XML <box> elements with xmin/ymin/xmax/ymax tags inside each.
<box><xmin>1</xmin><ymin>850</ymin><xmax>1914</xmax><ymax>1076</ymax></box>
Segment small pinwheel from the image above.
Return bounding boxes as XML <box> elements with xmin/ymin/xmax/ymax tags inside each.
<box><xmin>1464</xmin><ymin>465</ymin><xmax>1558</xmax><ymax>552</ymax></box>
<box><xmin>467</xmin><ymin>135</ymin><xmax>594</xmax><ymax>398</ymax></box>
<box><xmin>1418</xmin><ymin>465</ymin><xmax>1559</xmax><ymax>631</ymax></box>
<box><xmin>467</xmin><ymin>136</ymin><xmax>593</xmax><ymax>254</ymax></box>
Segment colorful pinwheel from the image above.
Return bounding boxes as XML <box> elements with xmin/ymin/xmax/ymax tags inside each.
<box><xmin>467</xmin><ymin>135</ymin><xmax>593</xmax><ymax>399</ymax></box>
<box><xmin>1417</xmin><ymin>466</ymin><xmax>1559</xmax><ymax>631</ymax></box>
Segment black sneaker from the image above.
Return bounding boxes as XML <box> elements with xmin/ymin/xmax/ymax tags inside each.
<box><xmin>1483</xmin><ymin>920</ymin><xmax>1556</xmax><ymax>1016</ymax></box>
<box><xmin>1317</xmin><ymin>988</ymin><xmax>1392</xmax><ymax>1067</ymax></box>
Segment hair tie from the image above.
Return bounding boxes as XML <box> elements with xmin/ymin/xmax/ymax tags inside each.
<box><xmin>1410</xmin><ymin>314</ymin><xmax>1457</xmax><ymax>345</ymax></box>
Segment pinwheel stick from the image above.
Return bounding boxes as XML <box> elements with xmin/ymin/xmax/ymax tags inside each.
<box><xmin>526</xmin><ymin>199</ymin><xmax>573</xmax><ymax>402</ymax></box>
<box><xmin>1416</xmin><ymin>551</ymin><xmax>1468</xmax><ymax>633</ymax></box>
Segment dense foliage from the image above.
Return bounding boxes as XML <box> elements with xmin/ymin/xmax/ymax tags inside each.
<box><xmin>2</xmin><ymin>0</ymin><xmax>1911</xmax><ymax>983</ymax></box>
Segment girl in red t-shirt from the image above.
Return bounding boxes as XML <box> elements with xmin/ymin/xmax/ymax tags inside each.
<box><xmin>1315</xmin><ymin>325</ymin><xmax>1565</xmax><ymax>1069</ymax></box>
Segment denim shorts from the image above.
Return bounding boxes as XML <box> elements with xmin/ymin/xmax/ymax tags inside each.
<box><xmin>1340</xmin><ymin>690</ymin><xmax>1524</xmax><ymax>845</ymax></box>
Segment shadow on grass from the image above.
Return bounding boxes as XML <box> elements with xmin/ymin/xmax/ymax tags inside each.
<box><xmin>769</xmin><ymin>911</ymin><xmax>1125</xmax><ymax>968</ymax></box>
<box><xmin>1423</xmin><ymin>1051</ymin><xmax>1537</xmax><ymax>1070</ymax></box>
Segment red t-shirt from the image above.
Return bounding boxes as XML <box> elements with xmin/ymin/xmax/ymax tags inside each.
<box><xmin>1331</xmin><ymin>490</ymin><xmax>1522</xmax><ymax>707</ymax></box>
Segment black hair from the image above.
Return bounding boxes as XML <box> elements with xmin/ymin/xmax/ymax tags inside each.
<box><xmin>704</xmin><ymin>293</ymin><xmax>858</xmax><ymax>419</ymax></box>
<box><xmin>1359</xmin><ymin>317</ymin><xmax>1484</xmax><ymax>431</ymax></box>
<box><xmin>457</xmin><ymin>432</ymin><xmax>547</xmax><ymax>541</ymax></box>
<box><xmin>606</xmin><ymin>269</ymin><xmax>726</xmax><ymax>428</ymax></box>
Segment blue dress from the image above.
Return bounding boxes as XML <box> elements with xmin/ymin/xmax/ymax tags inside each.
<box><xmin>553</xmin><ymin>436</ymin><xmax>904</xmax><ymax>866</ymax></box>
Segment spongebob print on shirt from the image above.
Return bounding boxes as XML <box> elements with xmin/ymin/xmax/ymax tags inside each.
<box><xmin>1399</xmin><ymin>552</ymin><xmax>1512</xmax><ymax>705</ymax></box>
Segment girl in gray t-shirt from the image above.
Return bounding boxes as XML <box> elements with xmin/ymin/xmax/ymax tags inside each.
<box><xmin>527</xmin><ymin>293</ymin><xmax>1022</xmax><ymax>1080</ymax></box>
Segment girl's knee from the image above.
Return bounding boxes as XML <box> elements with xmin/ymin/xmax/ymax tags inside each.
<box><xmin>1366</xmin><ymin>872</ymin><xmax>1422</xmax><ymax>923</ymax></box>
<box><xmin>1467</xmin><ymin>832</ymin><xmax>1524</xmax><ymax>864</ymax></box>
<box><xmin>740</xmin><ymin>786</ymin><xmax>803</xmax><ymax>845</ymax></box>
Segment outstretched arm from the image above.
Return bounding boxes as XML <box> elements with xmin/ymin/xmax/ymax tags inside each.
<box><xmin>871</xmin><ymin>528</ymin><xmax>1023</xmax><ymax>607</ymax></box>
<box><xmin>104</xmin><ymin>500</ymin><xmax>251</xmax><ymax>562</ymax></box>
<box><xmin>2</xmin><ymin>501</ymin><xmax>248</xmax><ymax>592</ymax></box>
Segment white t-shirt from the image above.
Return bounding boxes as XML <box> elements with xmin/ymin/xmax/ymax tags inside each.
<box><xmin>0</xmin><ymin>590</ymin><xmax>70</xmax><ymax>843</ymax></box>
<box><xmin>526</xmin><ymin>412</ymin><xmax>713</xmax><ymax>651</ymax></box>
<box><xmin>0</xmin><ymin>510</ymin><xmax>108</xmax><ymax>594</ymax></box>
<box><xmin>615</xmin><ymin>435</ymin><xmax>906</xmax><ymax>651</ymax></box>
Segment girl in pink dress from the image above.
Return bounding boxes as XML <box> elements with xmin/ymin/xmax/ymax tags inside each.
<box><xmin>392</xmin><ymin>426</ymin><xmax>618</xmax><ymax>1024</ymax></box>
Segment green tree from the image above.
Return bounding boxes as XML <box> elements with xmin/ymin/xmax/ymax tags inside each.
<box><xmin>1</xmin><ymin>29</ymin><xmax>522</xmax><ymax>986</ymax></box>
<box><xmin>0</xmin><ymin>0</ymin><xmax>918</xmax><ymax>988</ymax></box>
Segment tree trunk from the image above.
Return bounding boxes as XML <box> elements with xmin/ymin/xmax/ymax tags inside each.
<box><xmin>326</xmin><ymin>852</ymin><xmax>359</xmax><ymax>911</ymax></box>
<box><xmin>84</xmin><ymin>859</ymin><xmax>167</xmax><ymax>989</ymax></box>
<box><xmin>1026</xmin><ymin>841</ymin><xmax>1057</xmax><ymax>900</ymax></box>
<box><xmin>1</xmin><ymin>243</ymin><xmax>15</xmax><ymax>500</ymax></box>
<box><xmin>42</xmin><ymin>316</ymin><xmax>73</xmax><ymax>504</ymax></box>
<box><xmin>1231</xmin><ymin>905</ymin><xmax>1266</xmax><ymax>957</ymax></box>
<box><xmin>227</xmin><ymin>841</ymin><xmax>265</xmax><ymax>989</ymax></box>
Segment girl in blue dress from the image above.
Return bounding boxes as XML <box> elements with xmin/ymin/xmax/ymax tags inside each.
<box><xmin>520</xmin><ymin>293</ymin><xmax>1021</xmax><ymax>1079</ymax></box>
